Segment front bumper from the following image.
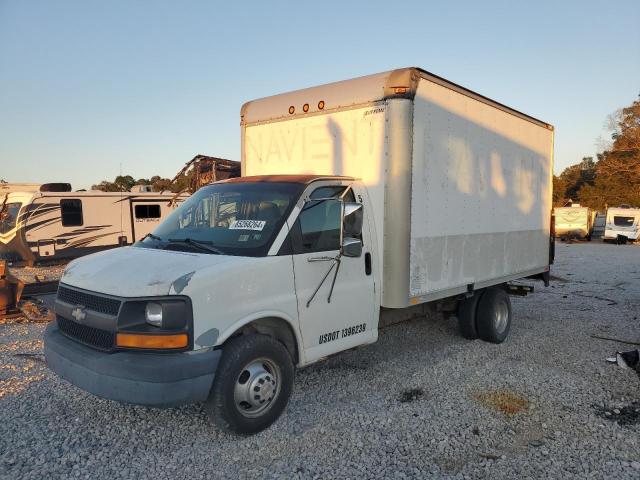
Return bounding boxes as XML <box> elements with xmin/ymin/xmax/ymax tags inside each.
<box><xmin>44</xmin><ymin>323</ymin><xmax>221</xmax><ymax>407</ymax></box>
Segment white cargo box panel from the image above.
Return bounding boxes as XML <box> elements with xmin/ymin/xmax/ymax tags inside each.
<box><xmin>241</xmin><ymin>67</ymin><xmax>554</xmax><ymax>308</ymax></box>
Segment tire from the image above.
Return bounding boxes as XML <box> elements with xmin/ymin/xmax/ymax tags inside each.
<box><xmin>204</xmin><ymin>334</ymin><xmax>294</xmax><ymax>434</ymax></box>
<box><xmin>457</xmin><ymin>290</ymin><xmax>484</xmax><ymax>339</ymax></box>
<box><xmin>476</xmin><ymin>287</ymin><xmax>512</xmax><ymax>344</ymax></box>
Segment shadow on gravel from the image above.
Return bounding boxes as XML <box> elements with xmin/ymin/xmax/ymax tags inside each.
<box><xmin>398</xmin><ymin>388</ymin><xmax>425</xmax><ymax>403</ymax></box>
<box><xmin>593</xmin><ymin>402</ymin><xmax>640</xmax><ymax>426</ymax></box>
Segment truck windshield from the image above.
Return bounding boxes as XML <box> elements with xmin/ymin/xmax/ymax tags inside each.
<box><xmin>0</xmin><ymin>202</ymin><xmax>22</xmax><ymax>234</ymax></box>
<box><xmin>135</xmin><ymin>182</ymin><xmax>303</xmax><ymax>256</ymax></box>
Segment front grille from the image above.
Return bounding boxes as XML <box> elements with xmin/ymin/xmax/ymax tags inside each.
<box><xmin>57</xmin><ymin>315</ymin><xmax>115</xmax><ymax>351</ymax></box>
<box><xmin>57</xmin><ymin>285</ymin><xmax>121</xmax><ymax>316</ymax></box>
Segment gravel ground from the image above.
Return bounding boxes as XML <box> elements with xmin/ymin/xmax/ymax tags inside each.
<box><xmin>1</xmin><ymin>241</ymin><xmax>639</xmax><ymax>479</ymax></box>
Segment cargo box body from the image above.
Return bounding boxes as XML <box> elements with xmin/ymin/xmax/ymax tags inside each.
<box><xmin>241</xmin><ymin>68</ymin><xmax>554</xmax><ymax>308</ymax></box>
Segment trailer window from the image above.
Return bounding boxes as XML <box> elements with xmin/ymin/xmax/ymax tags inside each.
<box><xmin>613</xmin><ymin>216</ymin><xmax>634</xmax><ymax>227</ymax></box>
<box><xmin>60</xmin><ymin>199</ymin><xmax>83</xmax><ymax>226</ymax></box>
<box><xmin>135</xmin><ymin>204</ymin><xmax>161</xmax><ymax>219</ymax></box>
<box><xmin>0</xmin><ymin>202</ymin><xmax>21</xmax><ymax>234</ymax></box>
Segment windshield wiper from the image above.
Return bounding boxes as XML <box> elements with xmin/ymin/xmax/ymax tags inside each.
<box><xmin>167</xmin><ymin>237</ymin><xmax>225</xmax><ymax>255</ymax></box>
<box><xmin>142</xmin><ymin>233</ymin><xmax>163</xmax><ymax>241</ymax></box>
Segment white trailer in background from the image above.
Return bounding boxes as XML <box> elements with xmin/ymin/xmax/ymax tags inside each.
<box><xmin>45</xmin><ymin>67</ymin><xmax>554</xmax><ymax>434</ymax></box>
<box><xmin>553</xmin><ymin>205</ymin><xmax>594</xmax><ymax>240</ymax></box>
<box><xmin>0</xmin><ymin>183</ymin><xmax>186</xmax><ymax>264</ymax></box>
<box><xmin>604</xmin><ymin>206</ymin><xmax>640</xmax><ymax>243</ymax></box>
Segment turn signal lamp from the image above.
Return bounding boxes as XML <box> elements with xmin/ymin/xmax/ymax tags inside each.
<box><xmin>394</xmin><ymin>87</ymin><xmax>408</xmax><ymax>94</ymax></box>
<box><xmin>116</xmin><ymin>333</ymin><xmax>188</xmax><ymax>349</ymax></box>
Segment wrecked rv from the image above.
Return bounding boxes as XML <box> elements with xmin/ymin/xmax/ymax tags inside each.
<box><xmin>0</xmin><ymin>183</ymin><xmax>187</xmax><ymax>264</ymax></box>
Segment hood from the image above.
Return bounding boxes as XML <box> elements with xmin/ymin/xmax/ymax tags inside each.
<box><xmin>61</xmin><ymin>246</ymin><xmax>235</xmax><ymax>297</ymax></box>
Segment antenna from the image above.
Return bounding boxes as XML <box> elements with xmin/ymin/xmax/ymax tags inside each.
<box><xmin>119</xmin><ymin>162</ymin><xmax>124</xmax><ymax>240</ymax></box>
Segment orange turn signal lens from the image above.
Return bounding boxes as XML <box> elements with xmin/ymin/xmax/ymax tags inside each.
<box><xmin>394</xmin><ymin>87</ymin><xmax>408</xmax><ymax>94</ymax></box>
<box><xmin>116</xmin><ymin>333</ymin><xmax>188</xmax><ymax>349</ymax></box>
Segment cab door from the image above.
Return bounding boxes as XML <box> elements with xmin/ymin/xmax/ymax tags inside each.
<box><xmin>290</xmin><ymin>184</ymin><xmax>376</xmax><ymax>363</ymax></box>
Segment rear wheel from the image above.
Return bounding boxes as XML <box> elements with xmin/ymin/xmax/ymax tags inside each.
<box><xmin>476</xmin><ymin>287</ymin><xmax>512</xmax><ymax>344</ymax></box>
<box><xmin>457</xmin><ymin>290</ymin><xmax>484</xmax><ymax>339</ymax></box>
<box><xmin>204</xmin><ymin>334</ymin><xmax>294</xmax><ymax>434</ymax></box>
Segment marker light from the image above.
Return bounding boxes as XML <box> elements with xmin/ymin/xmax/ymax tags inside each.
<box><xmin>288</xmin><ymin>106</ymin><xmax>295</xmax><ymax>114</ymax></box>
<box><xmin>116</xmin><ymin>333</ymin><xmax>188</xmax><ymax>349</ymax></box>
<box><xmin>303</xmin><ymin>103</ymin><xmax>309</xmax><ymax>112</ymax></box>
<box><xmin>318</xmin><ymin>100</ymin><xmax>325</xmax><ymax>110</ymax></box>
<box><xmin>394</xmin><ymin>87</ymin><xmax>408</xmax><ymax>94</ymax></box>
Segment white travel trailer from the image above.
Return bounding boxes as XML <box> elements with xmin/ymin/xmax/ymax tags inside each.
<box><xmin>553</xmin><ymin>205</ymin><xmax>594</xmax><ymax>240</ymax></box>
<box><xmin>603</xmin><ymin>206</ymin><xmax>640</xmax><ymax>243</ymax></box>
<box><xmin>45</xmin><ymin>67</ymin><xmax>554</xmax><ymax>434</ymax></box>
<box><xmin>0</xmin><ymin>183</ymin><xmax>187</xmax><ymax>264</ymax></box>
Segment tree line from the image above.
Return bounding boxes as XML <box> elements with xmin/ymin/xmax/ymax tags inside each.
<box><xmin>554</xmin><ymin>94</ymin><xmax>640</xmax><ymax>210</ymax></box>
<box><xmin>90</xmin><ymin>172</ymin><xmax>192</xmax><ymax>193</ymax></box>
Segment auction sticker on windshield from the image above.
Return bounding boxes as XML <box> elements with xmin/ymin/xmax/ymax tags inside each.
<box><xmin>229</xmin><ymin>220</ymin><xmax>266</xmax><ymax>231</ymax></box>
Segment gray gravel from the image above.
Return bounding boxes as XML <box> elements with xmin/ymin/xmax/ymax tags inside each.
<box><xmin>1</xmin><ymin>241</ymin><xmax>639</xmax><ymax>479</ymax></box>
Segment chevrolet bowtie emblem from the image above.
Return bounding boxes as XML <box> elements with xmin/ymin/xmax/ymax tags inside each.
<box><xmin>71</xmin><ymin>306</ymin><xmax>86</xmax><ymax>322</ymax></box>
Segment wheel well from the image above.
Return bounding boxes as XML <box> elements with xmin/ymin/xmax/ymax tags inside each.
<box><xmin>228</xmin><ymin>317</ymin><xmax>299</xmax><ymax>364</ymax></box>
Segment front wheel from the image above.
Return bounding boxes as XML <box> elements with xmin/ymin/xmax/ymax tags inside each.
<box><xmin>204</xmin><ymin>334</ymin><xmax>294</xmax><ymax>434</ymax></box>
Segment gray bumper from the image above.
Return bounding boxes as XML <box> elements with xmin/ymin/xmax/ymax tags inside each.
<box><xmin>44</xmin><ymin>323</ymin><xmax>221</xmax><ymax>407</ymax></box>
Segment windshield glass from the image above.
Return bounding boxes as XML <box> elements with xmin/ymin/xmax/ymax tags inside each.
<box><xmin>135</xmin><ymin>182</ymin><xmax>303</xmax><ymax>256</ymax></box>
<box><xmin>0</xmin><ymin>202</ymin><xmax>22</xmax><ymax>234</ymax></box>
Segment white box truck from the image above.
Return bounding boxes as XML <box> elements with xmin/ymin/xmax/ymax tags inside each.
<box><xmin>44</xmin><ymin>68</ymin><xmax>554</xmax><ymax>434</ymax></box>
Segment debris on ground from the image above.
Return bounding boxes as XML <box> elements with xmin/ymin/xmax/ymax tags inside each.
<box><xmin>594</xmin><ymin>402</ymin><xmax>640</xmax><ymax>426</ymax></box>
<box><xmin>18</xmin><ymin>299</ymin><xmax>54</xmax><ymax>323</ymax></box>
<box><xmin>606</xmin><ymin>349</ymin><xmax>640</xmax><ymax>378</ymax></box>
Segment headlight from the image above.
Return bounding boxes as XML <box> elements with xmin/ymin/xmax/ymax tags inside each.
<box><xmin>145</xmin><ymin>302</ymin><xmax>163</xmax><ymax>327</ymax></box>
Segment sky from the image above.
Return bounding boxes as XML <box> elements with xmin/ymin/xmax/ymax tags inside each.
<box><xmin>1</xmin><ymin>0</ymin><xmax>638</xmax><ymax>189</ymax></box>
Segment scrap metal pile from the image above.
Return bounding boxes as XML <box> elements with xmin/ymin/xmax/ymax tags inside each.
<box><xmin>168</xmin><ymin>154</ymin><xmax>240</xmax><ymax>195</ymax></box>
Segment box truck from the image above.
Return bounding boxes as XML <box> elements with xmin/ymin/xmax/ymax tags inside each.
<box><xmin>44</xmin><ymin>68</ymin><xmax>554</xmax><ymax>434</ymax></box>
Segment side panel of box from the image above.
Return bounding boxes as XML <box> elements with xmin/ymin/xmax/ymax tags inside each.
<box><xmin>409</xmin><ymin>78</ymin><xmax>553</xmax><ymax>299</ymax></box>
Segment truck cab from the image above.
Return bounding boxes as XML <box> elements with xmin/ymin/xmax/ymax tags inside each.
<box><xmin>45</xmin><ymin>175</ymin><xmax>378</xmax><ymax>433</ymax></box>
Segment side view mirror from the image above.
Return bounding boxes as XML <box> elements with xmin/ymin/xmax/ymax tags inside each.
<box><xmin>342</xmin><ymin>237</ymin><xmax>362</xmax><ymax>258</ymax></box>
<box><xmin>343</xmin><ymin>202</ymin><xmax>363</xmax><ymax>237</ymax></box>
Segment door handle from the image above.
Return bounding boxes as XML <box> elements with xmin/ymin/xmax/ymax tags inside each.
<box><xmin>364</xmin><ymin>252</ymin><xmax>372</xmax><ymax>275</ymax></box>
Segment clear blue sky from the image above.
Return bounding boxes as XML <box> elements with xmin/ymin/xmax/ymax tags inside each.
<box><xmin>1</xmin><ymin>0</ymin><xmax>638</xmax><ymax>189</ymax></box>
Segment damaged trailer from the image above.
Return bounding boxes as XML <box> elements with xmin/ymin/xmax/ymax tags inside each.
<box><xmin>0</xmin><ymin>183</ymin><xmax>188</xmax><ymax>264</ymax></box>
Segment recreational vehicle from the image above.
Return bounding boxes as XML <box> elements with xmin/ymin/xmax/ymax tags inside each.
<box><xmin>603</xmin><ymin>206</ymin><xmax>640</xmax><ymax>243</ymax></box>
<box><xmin>45</xmin><ymin>67</ymin><xmax>554</xmax><ymax>434</ymax></box>
<box><xmin>553</xmin><ymin>205</ymin><xmax>594</xmax><ymax>240</ymax></box>
<box><xmin>0</xmin><ymin>183</ymin><xmax>187</xmax><ymax>263</ymax></box>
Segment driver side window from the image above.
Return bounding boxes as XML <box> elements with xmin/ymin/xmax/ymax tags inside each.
<box><xmin>290</xmin><ymin>186</ymin><xmax>354</xmax><ymax>254</ymax></box>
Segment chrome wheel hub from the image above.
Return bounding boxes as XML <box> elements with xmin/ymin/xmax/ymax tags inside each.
<box><xmin>494</xmin><ymin>301</ymin><xmax>509</xmax><ymax>333</ymax></box>
<box><xmin>234</xmin><ymin>358</ymin><xmax>280</xmax><ymax>418</ymax></box>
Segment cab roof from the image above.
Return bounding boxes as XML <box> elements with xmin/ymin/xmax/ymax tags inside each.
<box><xmin>218</xmin><ymin>174</ymin><xmax>356</xmax><ymax>184</ymax></box>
